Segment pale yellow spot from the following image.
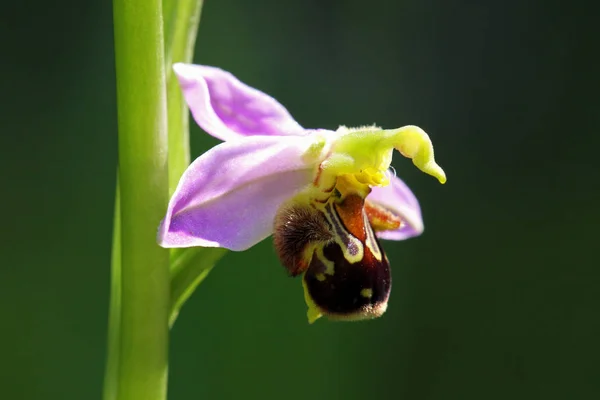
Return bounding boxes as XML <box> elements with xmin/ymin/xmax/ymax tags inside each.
<box><xmin>340</xmin><ymin>238</ymin><xmax>364</xmax><ymax>265</ymax></box>
<box><xmin>316</xmin><ymin>273</ymin><xmax>326</xmax><ymax>282</ymax></box>
<box><xmin>360</xmin><ymin>288</ymin><xmax>373</xmax><ymax>298</ymax></box>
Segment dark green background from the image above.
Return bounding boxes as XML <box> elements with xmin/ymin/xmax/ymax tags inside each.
<box><xmin>2</xmin><ymin>0</ymin><xmax>599</xmax><ymax>399</ymax></box>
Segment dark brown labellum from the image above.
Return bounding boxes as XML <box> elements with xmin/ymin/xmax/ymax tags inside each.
<box><xmin>274</xmin><ymin>193</ymin><xmax>392</xmax><ymax>321</ymax></box>
<box><xmin>303</xmin><ymin>195</ymin><xmax>391</xmax><ymax>320</ymax></box>
<box><xmin>303</xmin><ymin>237</ymin><xmax>390</xmax><ymax>320</ymax></box>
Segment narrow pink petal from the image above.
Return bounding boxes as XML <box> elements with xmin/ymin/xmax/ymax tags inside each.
<box><xmin>158</xmin><ymin>135</ymin><xmax>322</xmax><ymax>251</ymax></box>
<box><xmin>173</xmin><ymin>63</ymin><xmax>305</xmax><ymax>141</ymax></box>
<box><xmin>368</xmin><ymin>174</ymin><xmax>424</xmax><ymax>240</ymax></box>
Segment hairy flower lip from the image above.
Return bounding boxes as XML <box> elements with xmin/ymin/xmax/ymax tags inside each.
<box><xmin>158</xmin><ymin>63</ymin><xmax>442</xmax><ymax>251</ymax></box>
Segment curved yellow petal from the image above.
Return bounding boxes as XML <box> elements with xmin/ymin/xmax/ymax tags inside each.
<box><xmin>314</xmin><ymin>125</ymin><xmax>446</xmax><ymax>195</ymax></box>
<box><xmin>382</xmin><ymin>125</ymin><xmax>447</xmax><ymax>184</ymax></box>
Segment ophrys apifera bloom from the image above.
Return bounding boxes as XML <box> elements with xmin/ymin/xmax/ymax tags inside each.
<box><xmin>158</xmin><ymin>63</ymin><xmax>446</xmax><ymax>323</ymax></box>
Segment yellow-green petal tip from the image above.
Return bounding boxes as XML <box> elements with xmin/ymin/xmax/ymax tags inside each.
<box><xmin>417</xmin><ymin>160</ymin><xmax>446</xmax><ymax>184</ymax></box>
<box><xmin>384</xmin><ymin>125</ymin><xmax>446</xmax><ymax>184</ymax></box>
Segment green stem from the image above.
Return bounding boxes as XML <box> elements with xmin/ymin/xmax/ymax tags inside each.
<box><xmin>162</xmin><ymin>0</ymin><xmax>176</xmax><ymax>56</ymax></box>
<box><xmin>113</xmin><ymin>0</ymin><xmax>170</xmax><ymax>398</ymax></box>
<box><xmin>103</xmin><ymin>181</ymin><xmax>121</xmax><ymax>400</ymax></box>
<box><xmin>166</xmin><ymin>0</ymin><xmax>204</xmax><ymax>194</ymax></box>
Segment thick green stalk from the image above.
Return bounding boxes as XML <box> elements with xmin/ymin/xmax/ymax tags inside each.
<box><xmin>166</xmin><ymin>0</ymin><xmax>204</xmax><ymax>194</ymax></box>
<box><xmin>113</xmin><ymin>0</ymin><xmax>170</xmax><ymax>398</ymax></box>
<box><xmin>162</xmin><ymin>0</ymin><xmax>176</xmax><ymax>55</ymax></box>
<box><xmin>103</xmin><ymin>182</ymin><xmax>121</xmax><ymax>400</ymax></box>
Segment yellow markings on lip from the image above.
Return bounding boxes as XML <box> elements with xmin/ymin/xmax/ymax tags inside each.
<box><xmin>281</xmin><ymin>124</ymin><xmax>446</xmax><ymax>324</ymax></box>
<box><xmin>302</xmin><ymin>278</ymin><xmax>323</xmax><ymax>324</ymax></box>
<box><xmin>363</xmin><ymin>211</ymin><xmax>383</xmax><ymax>262</ymax></box>
<box><xmin>323</xmin><ymin>202</ymin><xmax>364</xmax><ymax>264</ymax></box>
<box><xmin>315</xmin><ymin>246</ymin><xmax>335</xmax><ymax>276</ymax></box>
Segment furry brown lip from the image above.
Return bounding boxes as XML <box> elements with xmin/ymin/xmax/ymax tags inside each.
<box><xmin>274</xmin><ymin>193</ymin><xmax>394</xmax><ymax>320</ymax></box>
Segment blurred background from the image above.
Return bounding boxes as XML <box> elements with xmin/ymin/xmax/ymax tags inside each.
<box><xmin>2</xmin><ymin>0</ymin><xmax>599</xmax><ymax>399</ymax></box>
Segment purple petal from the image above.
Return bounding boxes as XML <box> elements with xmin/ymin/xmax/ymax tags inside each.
<box><xmin>367</xmin><ymin>174</ymin><xmax>424</xmax><ymax>240</ymax></box>
<box><xmin>158</xmin><ymin>135</ymin><xmax>322</xmax><ymax>251</ymax></box>
<box><xmin>173</xmin><ymin>63</ymin><xmax>305</xmax><ymax>141</ymax></box>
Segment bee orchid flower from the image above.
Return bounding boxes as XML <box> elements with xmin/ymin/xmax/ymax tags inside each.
<box><xmin>158</xmin><ymin>63</ymin><xmax>446</xmax><ymax>323</ymax></box>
